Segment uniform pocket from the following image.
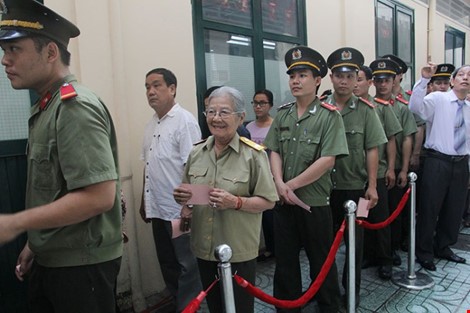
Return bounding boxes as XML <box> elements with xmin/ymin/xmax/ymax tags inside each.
<box><xmin>188</xmin><ymin>167</ymin><xmax>209</xmax><ymax>184</ymax></box>
<box><xmin>299</xmin><ymin>134</ymin><xmax>320</xmax><ymax>164</ymax></box>
<box><xmin>345</xmin><ymin>128</ymin><xmax>364</xmax><ymax>150</ymax></box>
<box><xmin>29</xmin><ymin>144</ymin><xmax>59</xmax><ymax>190</ymax></box>
<box><xmin>220</xmin><ymin>170</ymin><xmax>250</xmax><ymax>195</ymax></box>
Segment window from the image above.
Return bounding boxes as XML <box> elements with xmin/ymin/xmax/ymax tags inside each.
<box><xmin>193</xmin><ymin>0</ymin><xmax>306</xmax><ymax>127</ymax></box>
<box><xmin>445</xmin><ymin>26</ymin><xmax>465</xmax><ymax>67</ymax></box>
<box><xmin>375</xmin><ymin>0</ymin><xmax>415</xmax><ymax>90</ymax></box>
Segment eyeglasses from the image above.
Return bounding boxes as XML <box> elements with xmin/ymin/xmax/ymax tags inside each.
<box><xmin>251</xmin><ymin>101</ymin><xmax>270</xmax><ymax>107</ymax></box>
<box><xmin>204</xmin><ymin>109</ymin><xmax>242</xmax><ymax>119</ymax></box>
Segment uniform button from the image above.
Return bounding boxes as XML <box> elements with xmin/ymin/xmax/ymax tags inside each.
<box><xmin>296</xmin><ymin>123</ymin><xmax>300</xmax><ymax>127</ymax></box>
<box><xmin>332</xmin><ymin>169</ymin><xmax>336</xmax><ymax>172</ymax></box>
<box><xmin>293</xmin><ymin>138</ymin><xmax>296</xmax><ymax>141</ymax></box>
<box><xmin>326</xmin><ymin>201</ymin><xmax>330</xmax><ymax>205</ymax></box>
<box><xmin>208</xmin><ymin>218</ymin><xmax>213</xmax><ymax>222</ymax></box>
<box><xmin>290</xmin><ymin>152</ymin><xmax>294</xmax><ymax>155</ymax></box>
<box><xmin>288</xmin><ymin>167</ymin><xmax>291</xmax><ymax>170</ymax></box>
<box><xmin>351</xmin><ymin>130</ymin><xmax>355</xmax><ymax>134</ymax></box>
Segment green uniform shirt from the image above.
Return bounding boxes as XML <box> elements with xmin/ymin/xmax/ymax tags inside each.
<box><xmin>372</xmin><ymin>98</ymin><xmax>403</xmax><ymax>178</ymax></box>
<box><xmin>183</xmin><ymin>134</ymin><xmax>278</xmax><ymax>262</ymax></box>
<box><xmin>390</xmin><ymin>98</ymin><xmax>418</xmax><ymax>169</ymax></box>
<box><xmin>26</xmin><ymin>75</ymin><xmax>122</xmax><ymax>267</ymax></box>
<box><xmin>326</xmin><ymin>95</ymin><xmax>387</xmax><ymax>190</ymax></box>
<box><xmin>264</xmin><ymin>97</ymin><xmax>349</xmax><ymax>206</ymax></box>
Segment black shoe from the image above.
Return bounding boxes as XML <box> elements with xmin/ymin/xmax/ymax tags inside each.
<box><xmin>464</xmin><ymin>219</ymin><xmax>470</xmax><ymax>228</ymax></box>
<box><xmin>361</xmin><ymin>259</ymin><xmax>378</xmax><ymax>269</ymax></box>
<box><xmin>392</xmin><ymin>250</ymin><xmax>402</xmax><ymax>266</ymax></box>
<box><xmin>256</xmin><ymin>252</ymin><xmax>274</xmax><ymax>262</ymax></box>
<box><xmin>378</xmin><ymin>265</ymin><xmax>392</xmax><ymax>280</ymax></box>
<box><xmin>436</xmin><ymin>253</ymin><xmax>466</xmax><ymax>264</ymax></box>
<box><xmin>417</xmin><ymin>259</ymin><xmax>436</xmax><ymax>271</ymax></box>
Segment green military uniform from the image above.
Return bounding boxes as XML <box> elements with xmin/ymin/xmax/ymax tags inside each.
<box><xmin>264</xmin><ymin>99</ymin><xmax>348</xmax><ymax>205</ymax></box>
<box><xmin>327</xmin><ymin>95</ymin><xmax>387</xmax><ymax>190</ymax></box>
<box><xmin>183</xmin><ymin>134</ymin><xmax>278</xmax><ymax>262</ymax></box>
<box><xmin>26</xmin><ymin>75</ymin><xmax>122</xmax><ymax>267</ymax></box>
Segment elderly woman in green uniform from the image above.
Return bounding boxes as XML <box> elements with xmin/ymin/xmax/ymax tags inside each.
<box><xmin>173</xmin><ymin>86</ymin><xmax>278</xmax><ymax>313</ymax></box>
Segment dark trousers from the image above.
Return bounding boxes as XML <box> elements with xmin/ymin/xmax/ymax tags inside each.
<box><xmin>330</xmin><ymin>189</ymin><xmax>364</xmax><ymax>295</ymax></box>
<box><xmin>262</xmin><ymin>208</ymin><xmax>275</xmax><ymax>254</ymax></box>
<box><xmin>152</xmin><ymin>218</ymin><xmax>201</xmax><ymax>312</ymax></box>
<box><xmin>363</xmin><ymin>178</ymin><xmax>392</xmax><ymax>265</ymax></box>
<box><xmin>29</xmin><ymin>258</ymin><xmax>121</xmax><ymax>313</ymax></box>
<box><xmin>416</xmin><ymin>155</ymin><xmax>469</xmax><ymax>261</ymax></box>
<box><xmin>273</xmin><ymin>204</ymin><xmax>340</xmax><ymax>313</ymax></box>
<box><xmin>197</xmin><ymin>258</ymin><xmax>256</xmax><ymax>313</ymax></box>
<box><xmin>388</xmin><ymin>169</ymin><xmax>409</xmax><ymax>251</ymax></box>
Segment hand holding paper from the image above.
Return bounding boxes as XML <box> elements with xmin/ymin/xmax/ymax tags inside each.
<box><xmin>181</xmin><ymin>184</ymin><xmax>211</xmax><ymax>205</ymax></box>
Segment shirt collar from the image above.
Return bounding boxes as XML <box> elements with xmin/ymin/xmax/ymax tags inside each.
<box><xmin>204</xmin><ymin>132</ymin><xmax>241</xmax><ymax>154</ymax></box>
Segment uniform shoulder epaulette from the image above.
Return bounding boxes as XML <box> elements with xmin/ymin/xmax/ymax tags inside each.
<box><xmin>193</xmin><ymin>138</ymin><xmax>207</xmax><ymax>146</ymax></box>
<box><xmin>320</xmin><ymin>102</ymin><xmax>338</xmax><ymax>111</ymax></box>
<box><xmin>60</xmin><ymin>83</ymin><xmax>78</xmax><ymax>101</ymax></box>
<box><xmin>359</xmin><ymin>97</ymin><xmax>375</xmax><ymax>109</ymax></box>
<box><xmin>406</xmin><ymin>90</ymin><xmax>412</xmax><ymax>96</ymax></box>
<box><xmin>240</xmin><ymin>136</ymin><xmax>265</xmax><ymax>151</ymax></box>
<box><xmin>319</xmin><ymin>94</ymin><xmax>328</xmax><ymax>101</ymax></box>
<box><xmin>396</xmin><ymin>96</ymin><xmax>409</xmax><ymax>105</ymax></box>
<box><xmin>374</xmin><ymin>97</ymin><xmax>389</xmax><ymax>106</ymax></box>
<box><xmin>278</xmin><ymin>101</ymin><xmax>295</xmax><ymax>110</ymax></box>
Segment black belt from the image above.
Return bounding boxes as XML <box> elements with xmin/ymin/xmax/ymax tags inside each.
<box><xmin>425</xmin><ymin>149</ymin><xmax>468</xmax><ymax>163</ymax></box>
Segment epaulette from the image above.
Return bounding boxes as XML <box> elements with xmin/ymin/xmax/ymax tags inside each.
<box><xmin>359</xmin><ymin>97</ymin><xmax>375</xmax><ymax>109</ymax></box>
<box><xmin>319</xmin><ymin>94</ymin><xmax>328</xmax><ymax>101</ymax></box>
<box><xmin>406</xmin><ymin>90</ymin><xmax>412</xmax><ymax>96</ymax></box>
<box><xmin>395</xmin><ymin>96</ymin><xmax>409</xmax><ymax>105</ymax></box>
<box><xmin>193</xmin><ymin>138</ymin><xmax>207</xmax><ymax>146</ymax></box>
<box><xmin>374</xmin><ymin>97</ymin><xmax>389</xmax><ymax>106</ymax></box>
<box><xmin>60</xmin><ymin>83</ymin><xmax>77</xmax><ymax>101</ymax></box>
<box><xmin>278</xmin><ymin>102</ymin><xmax>295</xmax><ymax>111</ymax></box>
<box><xmin>320</xmin><ymin>102</ymin><xmax>338</xmax><ymax>111</ymax></box>
<box><xmin>240</xmin><ymin>136</ymin><xmax>265</xmax><ymax>151</ymax></box>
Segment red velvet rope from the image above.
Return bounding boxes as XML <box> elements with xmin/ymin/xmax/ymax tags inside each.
<box><xmin>182</xmin><ymin>278</ymin><xmax>219</xmax><ymax>313</ymax></box>
<box><xmin>233</xmin><ymin>220</ymin><xmax>346</xmax><ymax>309</ymax></box>
<box><xmin>357</xmin><ymin>187</ymin><xmax>410</xmax><ymax>230</ymax></box>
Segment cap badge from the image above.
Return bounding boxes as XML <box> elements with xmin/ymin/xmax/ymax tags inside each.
<box><xmin>292</xmin><ymin>49</ymin><xmax>302</xmax><ymax>60</ymax></box>
<box><xmin>0</xmin><ymin>0</ymin><xmax>7</xmax><ymax>14</ymax></box>
<box><xmin>378</xmin><ymin>62</ymin><xmax>386</xmax><ymax>69</ymax></box>
<box><xmin>341</xmin><ymin>50</ymin><xmax>352</xmax><ymax>61</ymax></box>
<box><xmin>441</xmin><ymin>66</ymin><xmax>448</xmax><ymax>72</ymax></box>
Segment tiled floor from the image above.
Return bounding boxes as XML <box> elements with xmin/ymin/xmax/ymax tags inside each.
<box><xmin>143</xmin><ymin>226</ymin><xmax>470</xmax><ymax>312</ymax></box>
<box><xmin>253</xmin><ymin>226</ymin><xmax>470</xmax><ymax>313</ymax></box>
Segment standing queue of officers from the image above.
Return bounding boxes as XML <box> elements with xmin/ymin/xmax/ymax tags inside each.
<box><xmin>165</xmin><ymin>45</ymin><xmax>470</xmax><ymax>313</ymax></box>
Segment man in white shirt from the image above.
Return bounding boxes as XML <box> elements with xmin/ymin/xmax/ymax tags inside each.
<box><xmin>409</xmin><ymin>64</ymin><xmax>470</xmax><ymax>271</ymax></box>
<box><xmin>140</xmin><ymin>68</ymin><xmax>202</xmax><ymax>311</ymax></box>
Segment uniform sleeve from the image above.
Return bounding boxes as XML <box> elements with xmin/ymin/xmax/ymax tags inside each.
<box><xmin>400</xmin><ymin>106</ymin><xmax>418</xmax><ymax>137</ymax></box>
<box><xmin>263</xmin><ymin>115</ymin><xmax>281</xmax><ymax>153</ymax></box>
<box><xmin>56</xmin><ymin>97</ymin><xmax>118</xmax><ymax>190</ymax></box>
<box><xmin>250</xmin><ymin>150</ymin><xmax>279</xmax><ymax>202</ymax></box>
<box><xmin>383</xmin><ymin>106</ymin><xmax>403</xmax><ymax>138</ymax></box>
<box><xmin>364</xmin><ymin>107</ymin><xmax>388</xmax><ymax>150</ymax></box>
<box><xmin>319</xmin><ymin>111</ymin><xmax>349</xmax><ymax>157</ymax></box>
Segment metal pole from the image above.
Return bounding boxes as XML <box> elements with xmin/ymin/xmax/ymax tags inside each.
<box><xmin>215</xmin><ymin>244</ymin><xmax>236</xmax><ymax>313</ymax></box>
<box><xmin>392</xmin><ymin>172</ymin><xmax>434</xmax><ymax>290</ymax></box>
<box><xmin>344</xmin><ymin>200</ymin><xmax>357</xmax><ymax>313</ymax></box>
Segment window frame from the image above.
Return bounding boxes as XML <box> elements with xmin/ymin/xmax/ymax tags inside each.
<box><xmin>192</xmin><ymin>0</ymin><xmax>306</xmax><ymax>129</ymax></box>
<box><xmin>445</xmin><ymin>25</ymin><xmax>466</xmax><ymax>67</ymax></box>
<box><xmin>375</xmin><ymin>0</ymin><xmax>415</xmax><ymax>88</ymax></box>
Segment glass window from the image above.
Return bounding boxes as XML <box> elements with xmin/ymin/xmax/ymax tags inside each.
<box><xmin>445</xmin><ymin>26</ymin><xmax>465</xmax><ymax>68</ymax></box>
<box><xmin>264</xmin><ymin>40</ymin><xmax>296</xmax><ymax>109</ymax></box>
<box><xmin>204</xmin><ymin>30</ymin><xmax>255</xmax><ymax>119</ymax></box>
<box><xmin>376</xmin><ymin>0</ymin><xmax>415</xmax><ymax>89</ymax></box>
<box><xmin>261</xmin><ymin>0</ymin><xmax>298</xmax><ymax>36</ymax></box>
<box><xmin>202</xmin><ymin>0</ymin><xmax>252</xmax><ymax>28</ymax></box>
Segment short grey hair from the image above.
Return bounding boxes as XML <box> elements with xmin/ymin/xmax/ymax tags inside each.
<box><xmin>208</xmin><ymin>86</ymin><xmax>246</xmax><ymax>114</ymax></box>
<box><xmin>452</xmin><ymin>64</ymin><xmax>470</xmax><ymax>78</ymax></box>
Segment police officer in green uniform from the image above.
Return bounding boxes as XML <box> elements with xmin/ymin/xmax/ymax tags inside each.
<box><xmin>0</xmin><ymin>1</ymin><xmax>122</xmax><ymax>312</ymax></box>
<box><xmin>325</xmin><ymin>47</ymin><xmax>387</xmax><ymax>305</ymax></box>
<box><xmin>362</xmin><ymin>59</ymin><xmax>403</xmax><ymax>280</ymax></box>
<box><xmin>264</xmin><ymin>46</ymin><xmax>348</xmax><ymax>313</ymax></box>
<box><xmin>429</xmin><ymin>63</ymin><xmax>455</xmax><ymax>92</ymax></box>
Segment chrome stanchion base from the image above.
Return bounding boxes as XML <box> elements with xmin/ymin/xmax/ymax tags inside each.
<box><xmin>392</xmin><ymin>271</ymin><xmax>434</xmax><ymax>290</ymax></box>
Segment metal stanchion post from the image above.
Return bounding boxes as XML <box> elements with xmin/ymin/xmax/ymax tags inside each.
<box><xmin>392</xmin><ymin>172</ymin><xmax>434</xmax><ymax>290</ymax></box>
<box><xmin>215</xmin><ymin>244</ymin><xmax>236</xmax><ymax>313</ymax></box>
<box><xmin>344</xmin><ymin>200</ymin><xmax>357</xmax><ymax>313</ymax></box>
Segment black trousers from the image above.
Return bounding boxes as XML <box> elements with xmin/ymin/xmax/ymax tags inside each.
<box><xmin>273</xmin><ymin>204</ymin><xmax>340</xmax><ymax>313</ymax></box>
<box><xmin>363</xmin><ymin>178</ymin><xmax>392</xmax><ymax>265</ymax></box>
<box><xmin>197</xmin><ymin>258</ymin><xmax>256</xmax><ymax>313</ymax></box>
<box><xmin>416</xmin><ymin>154</ymin><xmax>469</xmax><ymax>261</ymax></box>
<box><xmin>29</xmin><ymin>258</ymin><xmax>121</xmax><ymax>313</ymax></box>
<box><xmin>330</xmin><ymin>189</ymin><xmax>364</xmax><ymax>295</ymax></box>
<box><xmin>388</xmin><ymin>169</ymin><xmax>410</xmax><ymax>251</ymax></box>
